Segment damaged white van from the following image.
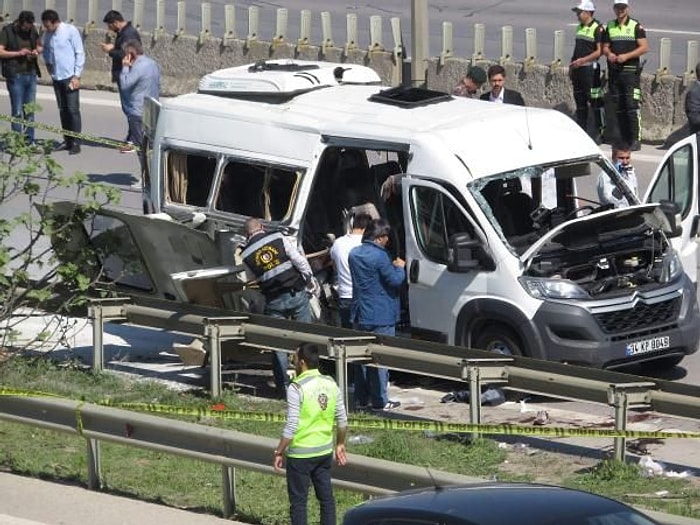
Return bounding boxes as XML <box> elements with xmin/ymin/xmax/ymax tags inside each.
<box><xmin>76</xmin><ymin>60</ymin><xmax>700</xmax><ymax>370</ymax></box>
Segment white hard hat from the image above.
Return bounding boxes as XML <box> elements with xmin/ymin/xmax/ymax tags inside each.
<box><xmin>572</xmin><ymin>0</ymin><xmax>596</xmax><ymax>11</ymax></box>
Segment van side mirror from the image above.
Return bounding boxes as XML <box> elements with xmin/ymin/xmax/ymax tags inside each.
<box><xmin>447</xmin><ymin>233</ymin><xmax>495</xmax><ymax>273</ymax></box>
<box><xmin>658</xmin><ymin>200</ymin><xmax>683</xmax><ymax>238</ymax></box>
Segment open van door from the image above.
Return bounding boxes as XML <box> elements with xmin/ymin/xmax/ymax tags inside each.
<box><xmin>400</xmin><ymin>178</ymin><xmax>494</xmax><ymax>343</ymax></box>
<box><xmin>644</xmin><ymin>133</ymin><xmax>700</xmax><ymax>285</ymax></box>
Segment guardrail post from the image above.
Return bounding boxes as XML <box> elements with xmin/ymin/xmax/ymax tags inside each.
<box><xmin>684</xmin><ymin>40</ymin><xmax>699</xmax><ymax>86</ymax></box>
<box><xmin>154</xmin><ymin>0</ymin><xmax>165</xmax><ymax>41</ymax></box>
<box><xmin>203</xmin><ymin>318</ymin><xmax>247</xmax><ymax>398</ymax></box>
<box><xmin>88</xmin><ymin>298</ymin><xmax>128</xmax><ymax>373</ymax></box>
<box><xmin>222</xmin><ymin>465</ymin><xmax>236</xmax><ymax>517</ymax></box>
<box><xmin>176</xmin><ymin>1</ymin><xmax>186</xmax><ymax>37</ymax></box>
<box><xmin>133</xmin><ymin>0</ymin><xmax>144</xmax><ymax>32</ymax></box>
<box><xmin>607</xmin><ymin>382</ymin><xmax>654</xmax><ymax>462</ymax></box>
<box><xmin>223</xmin><ymin>4</ymin><xmax>236</xmax><ymax>47</ymax></box>
<box><xmin>439</xmin><ymin>21</ymin><xmax>453</xmax><ymax>66</ymax></box>
<box><xmin>473</xmin><ymin>23</ymin><xmax>485</xmax><ymax>63</ymax></box>
<box><xmin>656</xmin><ymin>37</ymin><xmax>671</xmax><ymax>80</ymax></box>
<box><xmin>328</xmin><ymin>337</ymin><xmax>374</xmax><ymax>412</ymax></box>
<box><xmin>66</xmin><ymin>0</ymin><xmax>77</xmax><ymax>24</ymax></box>
<box><xmin>465</xmin><ymin>364</ymin><xmax>482</xmax><ymax>438</ymax></box>
<box><xmin>85</xmin><ymin>0</ymin><xmax>98</xmax><ymax>34</ymax></box>
<box><xmin>500</xmin><ymin>25</ymin><xmax>513</xmax><ymax>65</ymax></box>
<box><xmin>86</xmin><ymin>437</ymin><xmax>102</xmax><ymax>489</ymax></box>
<box><xmin>321</xmin><ymin>11</ymin><xmax>334</xmax><ymax>55</ymax></box>
<box><xmin>345</xmin><ymin>13</ymin><xmax>358</xmax><ymax>55</ymax></box>
<box><xmin>272</xmin><ymin>7</ymin><xmax>287</xmax><ymax>48</ymax></box>
<box><xmin>390</xmin><ymin>17</ymin><xmax>403</xmax><ymax>86</ymax></box>
<box><xmin>247</xmin><ymin>6</ymin><xmax>259</xmax><ymax>48</ymax></box>
<box><xmin>524</xmin><ymin>27</ymin><xmax>537</xmax><ymax>72</ymax></box>
<box><xmin>297</xmin><ymin>9</ymin><xmax>311</xmax><ymax>54</ymax></box>
<box><xmin>199</xmin><ymin>2</ymin><xmax>212</xmax><ymax>45</ymax></box>
<box><xmin>552</xmin><ymin>30</ymin><xmax>565</xmax><ymax>68</ymax></box>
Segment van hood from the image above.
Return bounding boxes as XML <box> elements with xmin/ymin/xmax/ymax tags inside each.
<box><xmin>520</xmin><ymin>204</ymin><xmax>669</xmax><ymax>266</ymax></box>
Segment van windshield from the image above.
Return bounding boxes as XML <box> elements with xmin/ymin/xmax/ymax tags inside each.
<box><xmin>469</xmin><ymin>156</ymin><xmax>638</xmax><ymax>255</ymax></box>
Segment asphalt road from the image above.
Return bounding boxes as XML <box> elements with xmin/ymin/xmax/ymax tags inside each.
<box><xmin>59</xmin><ymin>0</ymin><xmax>700</xmax><ymax>75</ymax></box>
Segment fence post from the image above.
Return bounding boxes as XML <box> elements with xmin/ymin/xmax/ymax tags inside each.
<box><xmin>321</xmin><ymin>11</ymin><xmax>334</xmax><ymax>55</ymax></box>
<box><xmin>223</xmin><ymin>4</ymin><xmax>236</xmax><ymax>46</ymax></box>
<box><xmin>473</xmin><ymin>23</ymin><xmax>485</xmax><ymax>64</ymax></box>
<box><xmin>410</xmin><ymin>0</ymin><xmax>428</xmax><ymax>87</ymax></box>
<box><xmin>524</xmin><ymin>27</ymin><xmax>537</xmax><ymax>72</ymax></box>
<box><xmin>500</xmin><ymin>25</ymin><xmax>513</xmax><ymax>64</ymax></box>
<box><xmin>86</xmin><ymin>438</ymin><xmax>102</xmax><ymax>490</ymax></box>
<box><xmin>222</xmin><ymin>465</ymin><xmax>236</xmax><ymax>517</ymax></box>
<box><xmin>247</xmin><ymin>6</ymin><xmax>259</xmax><ymax>48</ymax></box>
<box><xmin>345</xmin><ymin>13</ymin><xmax>358</xmax><ymax>55</ymax></box>
<box><xmin>439</xmin><ymin>21</ymin><xmax>452</xmax><ymax>66</ymax></box>
<box><xmin>199</xmin><ymin>2</ymin><xmax>211</xmax><ymax>44</ymax></box>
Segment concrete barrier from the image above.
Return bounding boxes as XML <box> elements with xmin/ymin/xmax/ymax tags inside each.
<box><xmin>25</xmin><ymin>26</ymin><xmax>689</xmax><ymax>145</ymax></box>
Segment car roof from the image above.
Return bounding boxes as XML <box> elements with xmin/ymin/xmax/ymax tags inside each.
<box><xmin>342</xmin><ymin>483</ymin><xmax>657</xmax><ymax>525</ymax></box>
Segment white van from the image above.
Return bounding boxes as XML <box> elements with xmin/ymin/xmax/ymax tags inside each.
<box><xmin>90</xmin><ymin>60</ymin><xmax>700</xmax><ymax>370</ymax></box>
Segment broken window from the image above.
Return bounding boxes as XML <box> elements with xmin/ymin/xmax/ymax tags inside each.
<box><xmin>164</xmin><ymin>149</ymin><xmax>217</xmax><ymax>207</ymax></box>
<box><xmin>215</xmin><ymin>160</ymin><xmax>300</xmax><ymax>221</ymax></box>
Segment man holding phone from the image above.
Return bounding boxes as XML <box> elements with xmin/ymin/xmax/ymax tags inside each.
<box><xmin>119</xmin><ymin>40</ymin><xmax>160</xmax><ymax>163</ymax></box>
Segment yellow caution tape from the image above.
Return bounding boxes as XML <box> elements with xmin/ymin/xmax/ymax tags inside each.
<box><xmin>0</xmin><ymin>113</ymin><xmax>138</xmax><ymax>151</ymax></box>
<box><xmin>2</xmin><ymin>389</ymin><xmax>699</xmax><ymax>440</ymax></box>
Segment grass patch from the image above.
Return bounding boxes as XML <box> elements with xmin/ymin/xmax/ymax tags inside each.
<box><xmin>0</xmin><ymin>355</ymin><xmax>698</xmax><ymax>522</ymax></box>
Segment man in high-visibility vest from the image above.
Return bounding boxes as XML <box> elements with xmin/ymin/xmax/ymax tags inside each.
<box><xmin>602</xmin><ymin>0</ymin><xmax>648</xmax><ymax>151</ymax></box>
<box><xmin>273</xmin><ymin>343</ymin><xmax>348</xmax><ymax>525</ymax></box>
<box><xmin>569</xmin><ymin>0</ymin><xmax>605</xmax><ymax>143</ymax></box>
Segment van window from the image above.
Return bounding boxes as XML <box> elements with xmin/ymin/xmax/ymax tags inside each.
<box><xmin>411</xmin><ymin>185</ymin><xmax>473</xmax><ymax>264</ymax></box>
<box><xmin>647</xmin><ymin>144</ymin><xmax>693</xmax><ymax>218</ymax></box>
<box><xmin>215</xmin><ymin>160</ymin><xmax>299</xmax><ymax>220</ymax></box>
<box><xmin>164</xmin><ymin>149</ymin><xmax>217</xmax><ymax>207</ymax></box>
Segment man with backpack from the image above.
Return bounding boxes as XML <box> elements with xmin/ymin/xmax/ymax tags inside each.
<box><xmin>0</xmin><ymin>11</ymin><xmax>42</xmax><ymax>143</ymax></box>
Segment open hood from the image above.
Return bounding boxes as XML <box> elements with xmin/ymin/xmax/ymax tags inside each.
<box><xmin>520</xmin><ymin>204</ymin><xmax>668</xmax><ymax>265</ymax></box>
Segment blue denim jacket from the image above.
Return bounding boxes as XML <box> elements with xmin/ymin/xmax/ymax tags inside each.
<box><xmin>349</xmin><ymin>241</ymin><xmax>406</xmax><ymax>327</ymax></box>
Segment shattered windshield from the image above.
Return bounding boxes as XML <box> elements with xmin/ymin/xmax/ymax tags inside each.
<box><xmin>469</xmin><ymin>156</ymin><xmax>636</xmax><ymax>256</ymax></box>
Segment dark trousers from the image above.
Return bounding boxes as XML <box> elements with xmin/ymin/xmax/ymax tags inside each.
<box><xmin>52</xmin><ymin>78</ymin><xmax>82</xmax><ymax>146</ymax></box>
<box><xmin>286</xmin><ymin>453</ymin><xmax>336</xmax><ymax>525</ymax></box>
<box><xmin>608</xmin><ymin>69</ymin><xmax>642</xmax><ymax>144</ymax></box>
<box><xmin>127</xmin><ymin>114</ymin><xmax>143</xmax><ymax>147</ymax></box>
<box><xmin>354</xmin><ymin>323</ymin><xmax>394</xmax><ymax>409</ymax></box>
<box><xmin>570</xmin><ymin>64</ymin><xmax>604</xmax><ymax>137</ymax></box>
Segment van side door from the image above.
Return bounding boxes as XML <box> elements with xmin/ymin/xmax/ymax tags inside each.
<box><xmin>644</xmin><ymin>133</ymin><xmax>700</xmax><ymax>285</ymax></box>
<box><xmin>401</xmin><ymin>178</ymin><xmax>494</xmax><ymax>343</ymax></box>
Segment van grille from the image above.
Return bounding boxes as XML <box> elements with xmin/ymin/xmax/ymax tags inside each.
<box><xmin>593</xmin><ymin>297</ymin><xmax>681</xmax><ymax>334</ymax></box>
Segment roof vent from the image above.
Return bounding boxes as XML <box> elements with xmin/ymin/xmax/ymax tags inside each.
<box><xmin>369</xmin><ymin>86</ymin><xmax>452</xmax><ymax>108</ymax></box>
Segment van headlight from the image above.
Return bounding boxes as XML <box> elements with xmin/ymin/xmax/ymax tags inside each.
<box><xmin>519</xmin><ymin>276</ymin><xmax>589</xmax><ymax>300</ymax></box>
<box><xmin>661</xmin><ymin>251</ymin><xmax>683</xmax><ymax>283</ymax></box>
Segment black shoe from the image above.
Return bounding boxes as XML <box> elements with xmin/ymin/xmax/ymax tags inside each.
<box><xmin>630</xmin><ymin>140</ymin><xmax>641</xmax><ymax>151</ymax></box>
<box><xmin>68</xmin><ymin>144</ymin><xmax>81</xmax><ymax>155</ymax></box>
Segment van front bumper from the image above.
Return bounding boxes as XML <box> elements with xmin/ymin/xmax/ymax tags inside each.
<box><xmin>530</xmin><ymin>276</ymin><xmax>700</xmax><ymax>369</ymax></box>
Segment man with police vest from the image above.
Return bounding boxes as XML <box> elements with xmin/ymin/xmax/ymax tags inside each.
<box><xmin>0</xmin><ymin>11</ymin><xmax>42</xmax><ymax>143</ymax></box>
<box><xmin>570</xmin><ymin>0</ymin><xmax>605</xmax><ymax>143</ymax></box>
<box><xmin>273</xmin><ymin>343</ymin><xmax>348</xmax><ymax>525</ymax></box>
<box><xmin>602</xmin><ymin>0</ymin><xmax>648</xmax><ymax>151</ymax></box>
<box><xmin>241</xmin><ymin>217</ymin><xmax>317</xmax><ymax>396</ymax></box>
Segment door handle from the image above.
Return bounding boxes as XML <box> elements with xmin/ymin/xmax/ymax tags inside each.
<box><xmin>409</xmin><ymin>259</ymin><xmax>419</xmax><ymax>283</ymax></box>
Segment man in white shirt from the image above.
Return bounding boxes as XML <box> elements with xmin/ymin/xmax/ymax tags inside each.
<box><xmin>597</xmin><ymin>141</ymin><xmax>638</xmax><ymax>208</ymax></box>
<box><xmin>329</xmin><ymin>212</ymin><xmax>372</xmax><ymax>328</ymax></box>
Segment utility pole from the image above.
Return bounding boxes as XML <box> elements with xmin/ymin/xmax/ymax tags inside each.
<box><xmin>411</xmin><ymin>0</ymin><xmax>429</xmax><ymax>87</ymax></box>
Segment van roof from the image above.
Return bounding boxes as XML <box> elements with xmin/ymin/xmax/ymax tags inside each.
<box><xmin>163</xmin><ymin>65</ymin><xmax>601</xmax><ymax>181</ymax></box>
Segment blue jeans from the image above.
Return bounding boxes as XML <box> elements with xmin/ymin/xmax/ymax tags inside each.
<box><xmin>52</xmin><ymin>78</ymin><xmax>82</xmax><ymax>146</ymax></box>
<box><xmin>286</xmin><ymin>453</ymin><xmax>335</xmax><ymax>525</ymax></box>
<box><xmin>6</xmin><ymin>73</ymin><xmax>37</xmax><ymax>142</ymax></box>
<box><xmin>265</xmin><ymin>289</ymin><xmax>311</xmax><ymax>395</ymax></box>
<box><xmin>355</xmin><ymin>324</ymin><xmax>394</xmax><ymax>409</ymax></box>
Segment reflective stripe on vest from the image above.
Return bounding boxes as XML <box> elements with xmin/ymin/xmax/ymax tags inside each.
<box><xmin>287</xmin><ymin>370</ymin><xmax>338</xmax><ymax>458</ymax></box>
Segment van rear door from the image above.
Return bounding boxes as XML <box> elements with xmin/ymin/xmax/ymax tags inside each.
<box><xmin>644</xmin><ymin>133</ymin><xmax>700</xmax><ymax>285</ymax></box>
<box><xmin>38</xmin><ymin>202</ymin><xmax>243</xmax><ymax>307</ymax></box>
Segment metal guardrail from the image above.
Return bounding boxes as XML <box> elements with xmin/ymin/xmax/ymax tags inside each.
<box><xmin>87</xmin><ymin>295</ymin><xmax>700</xmax><ymax>463</ymax></box>
<box><xmin>0</xmin><ymin>389</ymin><xmax>697</xmax><ymax>525</ymax></box>
<box><xmin>0</xmin><ymin>394</ymin><xmax>481</xmax><ymax>517</ymax></box>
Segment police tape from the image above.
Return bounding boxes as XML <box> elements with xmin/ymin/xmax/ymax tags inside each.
<box><xmin>0</xmin><ymin>113</ymin><xmax>138</xmax><ymax>150</ymax></box>
<box><xmin>2</xmin><ymin>388</ymin><xmax>699</xmax><ymax>440</ymax></box>
<box><xmin>97</xmin><ymin>401</ymin><xmax>700</xmax><ymax>440</ymax></box>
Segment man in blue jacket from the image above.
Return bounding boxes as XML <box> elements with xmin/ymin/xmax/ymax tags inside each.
<box><xmin>348</xmin><ymin>219</ymin><xmax>406</xmax><ymax>411</ymax></box>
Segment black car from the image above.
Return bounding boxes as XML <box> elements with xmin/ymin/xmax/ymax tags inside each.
<box><xmin>342</xmin><ymin>482</ymin><xmax>660</xmax><ymax>525</ymax></box>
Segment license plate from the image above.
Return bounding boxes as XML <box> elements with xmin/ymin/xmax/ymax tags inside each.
<box><xmin>626</xmin><ymin>336</ymin><xmax>670</xmax><ymax>356</ymax></box>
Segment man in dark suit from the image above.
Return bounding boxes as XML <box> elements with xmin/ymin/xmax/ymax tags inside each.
<box><xmin>480</xmin><ymin>64</ymin><xmax>525</xmax><ymax>106</ymax></box>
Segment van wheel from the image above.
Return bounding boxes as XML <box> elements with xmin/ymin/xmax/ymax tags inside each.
<box><xmin>473</xmin><ymin>325</ymin><xmax>523</xmax><ymax>358</ymax></box>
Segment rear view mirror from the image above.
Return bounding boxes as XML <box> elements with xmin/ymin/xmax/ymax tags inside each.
<box><xmin>447</xmin><ymin>233</ymin><xmax>495</xmax><ymax>273</ymax></box>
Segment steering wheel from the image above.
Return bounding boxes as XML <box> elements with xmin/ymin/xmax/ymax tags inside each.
<box><xmin>565</xmin><ymin>205</ymin><xmax>597</xmax><ymax>221</ymax></box>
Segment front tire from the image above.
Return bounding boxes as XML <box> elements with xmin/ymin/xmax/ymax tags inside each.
<box><xmin>473</xmin><ymin>324</ymin><xmax>523</xmax><ymax>357</ymax></box>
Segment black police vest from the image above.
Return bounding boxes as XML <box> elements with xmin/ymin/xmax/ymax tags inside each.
<box><xmin>241</xmin><ymin>231</ymin><xmax>305</xmax><ymax>298</ymax></box>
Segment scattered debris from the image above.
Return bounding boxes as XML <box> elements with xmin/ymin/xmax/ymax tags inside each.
<box><xmin>533</xmin><ymin>410</ymin><xmax>550</xmax><ymax>426</ymax></box>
